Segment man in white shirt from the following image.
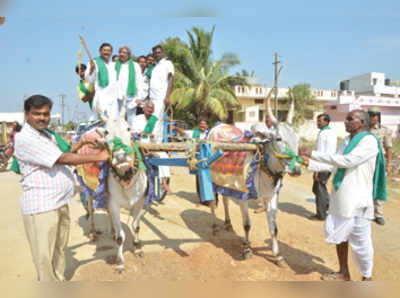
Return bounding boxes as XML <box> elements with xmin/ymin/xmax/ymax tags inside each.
<box><xmin>148</xmin><ymin>45</ymin><xmax>174</xmax><ymax>141</ymax></box>
<box><xmin>131</xmin><ymin>101</ymin><xmax>172</xmax><ymax>194</ymax></box>
<box><xmin>300</xmin><ymin>109</ymin><xmax>385</xmax><ymax>281</ymax></box>
<box><xmin>116</xmin><ymin>46</ymin><xmax>143</xmax><ymax>125</ymax></box>
<box><xmin>85</xmin><ymin>43</ymin><xmax>119</xmax><ymax>120</ymax></box>
<box><xmin>136</xmin><ymin>55</ymin><xmax>150</xmax><ymax>116</ymax></box>
<box><xmin>311</xmin><ymin>113</ymin><xmax>337</xmax><ymax>220</ymax></box>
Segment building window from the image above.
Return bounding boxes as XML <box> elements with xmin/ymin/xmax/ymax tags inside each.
<box><xmin>372</xmin><ymin>78</ymin><xmax>378</xmax><ymax>85</ymax></box>
<box><xmin>254</xmin><ymin>99</ymin><xmax>263</xmax><ymax>104</ymax></box>
<box><xmin>249</xmin><ymin>111</ymin><xmax>255</xmax><ymax>118</ymax></box>
<box><xmin>259</xmin><ymin>110</ymin><xmax>264</xmax><ymax>122</ymax></box>
<box><xmin>330</xmin><ymin>105</ymin><xmax>337</xmax><ymax>110</ymax></box>
<box><xmin>305</xmin><ymin>110</ymin><xmax>314</xmax><ymax>119</ymax></box>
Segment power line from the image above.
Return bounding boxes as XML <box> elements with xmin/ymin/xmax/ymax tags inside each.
<box><xmin>272</xmin><ymin>52</ymin><xmax>281</xmax><ymax>118</ymax></box>
<box><xmin>58</xmin><ymin>94</ymin><xmax>67</xmax><ymax>127</ymax></box>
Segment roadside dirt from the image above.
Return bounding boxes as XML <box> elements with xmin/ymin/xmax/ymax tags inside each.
<box><xmin>1</xmin><ymin>167</ymin><xmax>399</xmax><ymax>281</ymax></box>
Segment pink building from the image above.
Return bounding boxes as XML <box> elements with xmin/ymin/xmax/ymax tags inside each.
<box><xmin>324</xmin><ymin>72</ymin><xmax>400</xmax><ymax>138</ymax></box>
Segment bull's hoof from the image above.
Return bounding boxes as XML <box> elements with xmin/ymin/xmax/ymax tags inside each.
<box><xmin>134</xmin><ymin>250</ymin><xmax>144</xmax><ymax>258</ymax></box>
<box><xmin>224</xmin><ymin>222</ymin><xmax>233</xmax><ymax>232</ymax></box>
<box><xmin>243</xmin><ymin>248</ymin><xmax>253</xmax><ymax>260</ymax></box>
<box><xmin>275</xmin><ymin>256</ymin><xmax>288</xmax><ymax>268</ymax></box>
<box><xmin>212</xmin><ymin>224</ymin><xmax>219</xmax><ymax>236</ymax></box>
<box><xmin>115</xmin><ymin>264</ymin><xmax>125</xmax><ymax>273</ymax></box>
<box><xmin>89</xmin><ymin>233</ymin><xmax>97</xmax><ymax>242</ymax></box>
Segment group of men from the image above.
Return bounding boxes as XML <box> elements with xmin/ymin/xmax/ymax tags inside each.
<box><xmin>12</xmin><ymin>41</ymin><xmax>393</xmax><ymax>282</ymax></box>
<box><xmin>76</xmin><ymin>43</ymin><xmax>174</xmax><ymax>139</ymax></box>
<box><xmin>76</xmin><ymin>42</ymin><xmax>175</xmax><ymax>192</ymax></box>
<box><xmin>310</xmin><ymin>108</ymin><xmax>392</xmax><ymax>225</ymax></box>
<box><xmin>299</xmin><ymin>107</ymin><xmax>392</xmax><ymax>281</ymax></box>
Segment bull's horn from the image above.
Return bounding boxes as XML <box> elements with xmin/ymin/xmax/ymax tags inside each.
<box><xmin>286</xmin><ymin>88</ymin><xmax>294</xmax><ymax>125</ymax></box>
<box><xmin>265</xmin><ymin>87</ymin><xmax>278</xmax><ymax>125</ymax></box>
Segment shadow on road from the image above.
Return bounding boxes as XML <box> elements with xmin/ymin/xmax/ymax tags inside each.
<box><xmin>252</xmin><ymin>239</ymin><xmax>332</xmax><ymax>276</ymax></box>
<box><xmin>278</xmin><ymin>202</ymin><xmax>314</xmax><ymax>219</ymax></box>
<box><xmin>181</xmin><ymin>209</ymin><xmax>248</xmax><ymax>261</ymax></box>
<box><xmin>65</xmin><ymin>213</ymin><xmax>134</xmax><ymax>280</ymax></box>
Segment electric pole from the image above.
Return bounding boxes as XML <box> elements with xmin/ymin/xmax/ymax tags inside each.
<box><xmin>272</xmin><ymin>52</ymin><xmax>281</xmax><ymax>118</ymax></box>
<box><xmin>59</xmin><ymin>94</ymin><xmax>67</xmax><ymax>128</ymax></box>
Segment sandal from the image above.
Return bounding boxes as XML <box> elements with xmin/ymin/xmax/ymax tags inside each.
<box><xmin>321</xmin><ymin>272</ymin><xmax>351</xmax><ymax>281</ymax></box>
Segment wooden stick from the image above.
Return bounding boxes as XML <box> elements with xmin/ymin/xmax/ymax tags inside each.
<box><xmin>79</xmin><ymin>35</ymin><xmax>93</xmax><ymax>61</ymax></box>
<box><xmin>138</xmin><ymin>142</ymin><xmax>260</xmax><ymax>152</ymax></box>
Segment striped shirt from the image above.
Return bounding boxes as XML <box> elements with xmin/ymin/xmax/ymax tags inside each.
<box><xmin>14</xmin><ymin>123</ymin><xmax>75</xmax><ymax>215</ymax></box>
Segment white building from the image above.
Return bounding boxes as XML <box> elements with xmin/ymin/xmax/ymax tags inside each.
<box><xmin>325</xmin><ymin>72</ymin><xmax>400</xmax><ymax>138</ymax></box>
<box><xmin>233</xmin><ymin>79</ymin><xmax>337</xmax><ymax>139</ymax></box>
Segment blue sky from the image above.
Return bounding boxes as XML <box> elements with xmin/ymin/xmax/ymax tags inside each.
<box><xmin>1</xmin><ymin>0</ymin><xmax>400</xmax><ymax>121</ymax></box>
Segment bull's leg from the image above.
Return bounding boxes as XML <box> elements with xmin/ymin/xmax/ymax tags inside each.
<box><xmin>130</xmin><ymin>196</ymin><xmax>145</xmax><ymax>258</ymax></box>
<box><xmin>223</xmin><ymin>196</ymin><xmax>233</xmax><ymax>231</ymax></box>
<box><xmin>265</xmin><ymin>192</ymin><xmax>288</xmax><ymax>268</ymax></box>
<box><xmin>239</xmin><ymin>200</ymin><xmax>252</xmax><ymax>259</ymax></box>
<box><xmin>108</xmin><ymin>199</ymin><xmax>125</xmax><ymax>273</ymax></box>
<box><xmin>87</xmin><ymin>196</ymin><xmax>98</xmax><ymax>242</ymax></box>
<box><xmin>210</xmin><ymin>199</ymin><xmax>219</xmax><ymax>236</ymax></box>
<box><xmin>106</xmin><ymin>207</ymin><xmax>116</xmax><ymax>240</ymax></box>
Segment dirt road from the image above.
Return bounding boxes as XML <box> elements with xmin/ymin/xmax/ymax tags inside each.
<box><xmin>1</xmin><ymin>167</ymin><xmax>399</xmax><ymax>281</ymax></box>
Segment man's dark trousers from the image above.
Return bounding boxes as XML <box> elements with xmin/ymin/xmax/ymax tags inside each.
<box><xmin>312</xmin><ymin>172</ymin><xmax>331</xmax><ymax>220</ymax></box>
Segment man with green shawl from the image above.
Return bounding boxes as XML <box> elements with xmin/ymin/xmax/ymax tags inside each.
<box><xmin>131</xmin><ymin>101</ymin><xmax>172</xmax><ymax>194</ymax></box>
<box><xmin>86</xmin><ymin>43</ymin><xmax>119</xmax><ymax>120</ymax></box>
<box><xmin>75</xmin><ymin>64</ymin><xmax>95</xmax><ymax>113</ymax></box>
<box><xmin>299</xmin><ymin>110</ymin><xmax>386</xmax><ymax>281</ymax></box>
<box><xmin>115</xmin><ymin>46</ymin><xmax>143</xmax><ymax>125</ymax></box>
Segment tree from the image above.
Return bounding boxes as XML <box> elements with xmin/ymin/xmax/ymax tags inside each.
<box><xmin>162</xmin><ymin>26</ymin><xmax>246</xmax><ymax>124</ymax></box>
<box><xmin>64</xmin><ymin>120</ymin><xmax>75</xmax><ymax>131</ymax></box>
<box><xmin>287</xmin><ymin>83</ymin><xmax>319</xmax><ymax>127</ymax></box>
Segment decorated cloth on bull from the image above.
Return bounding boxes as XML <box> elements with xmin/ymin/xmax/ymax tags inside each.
<box><xmin>74</xmin><ymin>129</ymin><xmax>109</xmax><ymax>209</ymax></box>
<box><xmin>208</xmin><ymin>124</ymin><xmax>258</xmax><ymax>200</ymax></box>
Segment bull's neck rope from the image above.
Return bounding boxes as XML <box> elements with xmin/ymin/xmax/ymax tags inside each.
<box><xmin>270</xmin><ymin>142</ymin><xmax>305</xmax><ymax>172</ymax></box>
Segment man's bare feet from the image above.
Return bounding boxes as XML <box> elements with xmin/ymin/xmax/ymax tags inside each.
<box><xmin>161</xmin><ymin>184</ymin><xmax>173</xmax><ymax>195</ymax></box>
<box><xmin>254</xmin><ymin>207</ymin><xmax>266</xmax><ymax>214</ymax></box>
<box><xmin>362</xmin><ymin>276</ymin><xmax>372</xmax><ymax>281</ymax></box>
<box><xmin>321</xmin><ymin>272</ymin><xmax>351</xmax><ymax>281</ymax></box>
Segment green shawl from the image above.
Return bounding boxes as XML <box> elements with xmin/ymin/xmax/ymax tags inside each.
<box><xmin>115</xmin><ymin>59</ymin><xmax>136</xmax><ymax>97</ymax></box>
<box><xmin>143</xmin><ymin>115</ymin><xmax>158</xmax><ymax>138</ymax></box>
<box><xmin>192</xmin><ymin>128</ymin><xmax>200</xmax><ymax>139</ymax></box>
<box><xmin>79</xmin><ymin>80</ymin><xmax>93</xmax><ymax>109</ymax></box>
<box><xmin>11</xmin><ymin>129</ymin><xmax>71</xmax><ymax>174</ymax></box>
<box><xmin>94</xmin><ymin>56</ymin><xmax>109</xmax><ymax>87</ymax></box>
<box><xmin>145</xmin><ymin>64</ymin><xmax>155</xmax><ymax>79</ymax></box>
<box><xmin>319</xmin><ymin>125</ymin><xmax>331</xmax><ymax>133</ymax></box>
<box><xmin>332</xmin><ymin>131</ymin><xmax>387</xmax><ymax>201</ymax></box>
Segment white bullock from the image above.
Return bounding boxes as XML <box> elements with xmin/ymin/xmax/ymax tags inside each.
<box><xmin>81</xmin><ymin>117</ymin><xmax>148</xmax><ymax>272</ymax></box>
<box><xmin>209</xmin><ymin>92</ymin><xmax>302</xmax><ymax>267</ymax></box>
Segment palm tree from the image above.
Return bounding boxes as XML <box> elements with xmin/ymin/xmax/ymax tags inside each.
<box><xmin>163</xmin><ymin>26</ymin><xmax>245</xmax><ymax>123</ymax></box>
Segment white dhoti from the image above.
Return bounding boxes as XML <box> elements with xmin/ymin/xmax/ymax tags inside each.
<box><xmin>158</xmin><ymin>151</ymin><xmax>170</xmax><ymax>178</ymax></box>
<box><xmin>324</xmin><ymin>214</ymin><xmax>374</xmax><ymax>278</ymax></box>
<box><xmin>150</xmin><ymin>98</ymin><xmax>165</xmax><ymax>143</ymax></box>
